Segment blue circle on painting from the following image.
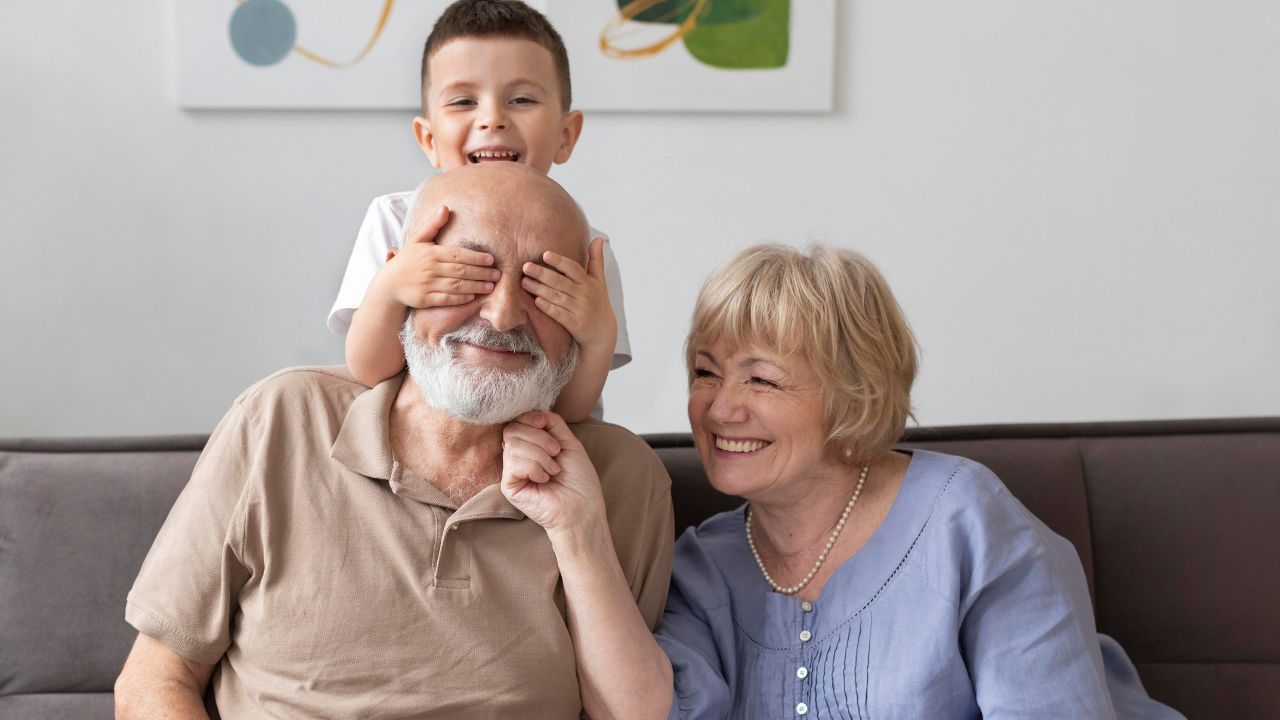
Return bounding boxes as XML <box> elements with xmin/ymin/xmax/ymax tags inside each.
<box><xmin>229</xmin><ymin>0</ymin><xmax>297</xmax><ymax>67</ymax></box>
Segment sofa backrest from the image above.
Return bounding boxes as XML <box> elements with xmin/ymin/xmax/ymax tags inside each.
<box><xmin>2</xmin><ymin>419</ymin><xmax>1278</xmax><ymax>719</ymax></box>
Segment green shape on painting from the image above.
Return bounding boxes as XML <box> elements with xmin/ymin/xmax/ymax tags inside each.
<box><xmin>616</xmin><ymin>0</ymin><xmax>763</xmax><ymax>27</ymax></box>
<box><xmin>681</xmin><ymin>0</ymin><xmax>788</xmax><ymax>68</ymax></box>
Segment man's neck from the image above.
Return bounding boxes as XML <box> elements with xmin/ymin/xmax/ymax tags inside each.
<box><xmin>388</xmin><ymin>376</ymin><xmax>503</xmax><ymax>504</ymax></box>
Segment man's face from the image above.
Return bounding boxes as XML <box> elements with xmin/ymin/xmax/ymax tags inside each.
<box><xmin>402</xmin><ymin>166</ymin><xmax>587</xmax><ymax>424</ymax></box>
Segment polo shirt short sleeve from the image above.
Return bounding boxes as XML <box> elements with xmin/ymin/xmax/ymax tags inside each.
<box><xmin>125</xmin><ymin>392</ymin><xmax>261</xmax><ymax>665</ymax></box>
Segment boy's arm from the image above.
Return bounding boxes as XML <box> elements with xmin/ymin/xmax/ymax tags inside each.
<box><xmin>345</xmin><ymin>269</ymin><xmax>412</xmax><ymax>388</ymax></box>
<box><xmin>345</xmin><ymin>205</ymin><xmax>498</xmax><ymax>388</ymax></box>
<box><xmin>523</xmin><ymin>238</ymin><xmax>617</xmax><ymax>423</ymax></box>
<box><xmin>552</xmin><ymin>340</ymin><xmax>614</xmax><ymax>422</ymax></box>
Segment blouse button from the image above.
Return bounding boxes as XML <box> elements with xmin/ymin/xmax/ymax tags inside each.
<box><xmin>796</xmin><ymin>666</ymin><xmax>809</xmax><ymax>679</ymax></box>
<box><xmin>796</xmin><ymin>702</ymin><xmax>809</xmax><ymax>715</ymax></box>
<box><xmin>800</xmin><ymin>601</ymin><xmax>813</xmax><ymax>612</ymax></box>
<box><xmin>799</xmin><ymin>630</ymin><xmax>812</xmax><ymax>642</ymax></box>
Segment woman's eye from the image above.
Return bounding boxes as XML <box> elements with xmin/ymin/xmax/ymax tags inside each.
<box><xmin>693</xmin><ymin>368</ymin><xmax>718</xmax><ymax>381</ymax></box>
<box><xmin>749</xmin><ymin>377</ymin><xmax>779</xmax><ymax>389</ymax></box>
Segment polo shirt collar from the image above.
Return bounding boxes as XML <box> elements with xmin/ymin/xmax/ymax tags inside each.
<box><xmin>331</xmin><ymin>372</ymin><xmax>402</xmax><ymax>481</ymax></box>
<box><xmin>330</xmin><ymin>372</ymin><xmax>525</xmax><ymax>522</ymax></box>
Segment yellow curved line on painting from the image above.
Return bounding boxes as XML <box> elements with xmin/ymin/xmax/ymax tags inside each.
<box><xmin>234</xmin><ymin>0</ymin><xmax>395</xmax><ymax>68</ymax></box>
<box><xmin>600</xmin><ymin>0</ymin><xmax>709</xmax><ymax>59</ymax></box>
<box><xmin>294</xmin><ymin>0</ymin><xmax>394</xmax><ymax>68</ymax></box>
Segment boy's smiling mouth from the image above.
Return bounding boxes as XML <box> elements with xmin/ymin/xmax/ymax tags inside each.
<box><xmin>467</xmin><ymin>147</ymin><xmax>522</xmax><ymax>163</ymax></box>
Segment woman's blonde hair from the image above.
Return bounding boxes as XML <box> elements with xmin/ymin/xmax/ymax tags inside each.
<box><xmin>685</xmin><ymin>244</ymin><xmax>919</xmax><ymax>464</ymax></box>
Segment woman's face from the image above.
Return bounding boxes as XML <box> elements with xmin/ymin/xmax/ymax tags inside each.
<box><xmin>688</xmin><ymin>338</ymin><xmax>838</xmax><ymax>503</ymax></box>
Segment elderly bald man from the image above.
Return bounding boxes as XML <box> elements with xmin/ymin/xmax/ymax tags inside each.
<box><xmin>115</xmin><ymin>164</ymin><xmax>674</xmax><ymax>720</ymax></box>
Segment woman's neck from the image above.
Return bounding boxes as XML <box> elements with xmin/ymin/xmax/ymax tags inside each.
<box><xmin>749</xmin><ymin>457</ymin><xmax>875</xmax><ymax>560</ymax></box>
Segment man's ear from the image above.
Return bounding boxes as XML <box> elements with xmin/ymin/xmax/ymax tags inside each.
<box><xmin>554</xmin><ymin>110</ymin><xmax>584</xmax><ymax>165</ymax></box>
<box><xmin>413</xmin><ymin>116</ymin><xmax>442</xmax><ymax>169</ymax></box>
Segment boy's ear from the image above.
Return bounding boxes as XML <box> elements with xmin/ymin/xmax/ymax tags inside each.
<box><xmin>554</xmin><ymin>110</ymin><xmax>584</xmax><ymax>165</ymax></box>
<box><xmin>413</xmin><ymin>116</ymin><xmax>442</xmax><ymax>169</ymax></box>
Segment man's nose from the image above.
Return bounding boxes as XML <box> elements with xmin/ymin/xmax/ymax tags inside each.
<box><xmin>478</xmin><ymin>273</ymin><xmax>528</xmax><ymax>332</ymax></box>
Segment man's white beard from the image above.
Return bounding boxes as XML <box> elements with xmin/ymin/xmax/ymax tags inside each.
<box><xmin>400</xmin><ymin>313</ymin><xmax>580</xmax><ymax>425</ymax></box>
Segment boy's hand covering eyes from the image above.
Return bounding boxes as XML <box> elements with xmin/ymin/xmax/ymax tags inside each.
<box><xmin>383</xmin><ymin>205</ymin><xmax>500</xmax><ymax>309</ymax></box>
<box><xmin>521</xmin><ymin>237</ymin><xmax>618</xmax><ymax>351</ymax></box>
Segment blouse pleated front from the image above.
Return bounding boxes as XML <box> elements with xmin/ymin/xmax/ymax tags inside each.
<box><xmin>655</xmin><ymin>450</ymin><xmax>1184</xmax><ymax>720</ymax></box>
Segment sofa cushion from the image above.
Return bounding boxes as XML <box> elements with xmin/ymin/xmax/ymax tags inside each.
<box><xmin>0</xmin><ymin>692</ymin><xmax>115</xmax><ymax>720</ymax></box>
<box><xmin>0</xmin><ymin>438</ymin><xmax>201</xmax><ymax>697</ymax></box>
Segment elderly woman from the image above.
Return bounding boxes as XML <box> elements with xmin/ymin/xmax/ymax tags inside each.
<box><xmin>650</xmin><ymin>244</ymin><xmax>1182</xmax><ymax>719</ymax></box>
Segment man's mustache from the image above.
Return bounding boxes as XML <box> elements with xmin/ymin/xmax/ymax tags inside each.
<box><xmin>441</xmin><ymin>321</ymin><xmax>544</xmax><ymax>358</ymax></box>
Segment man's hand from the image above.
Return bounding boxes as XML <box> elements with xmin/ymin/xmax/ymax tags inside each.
<box><xmin>382</xmin><ymin>205</ymin><xmax>499</xmax><ymax>309</ymax></box>
<box><xmin>521</xmin><ymin>237</ymin><xmax>617</xmax><ymax>351</ymax></box>
<box><xmin>500</xmin><ymin>411</ymin><xmax>606</xmax><ymax>537</ymax></box>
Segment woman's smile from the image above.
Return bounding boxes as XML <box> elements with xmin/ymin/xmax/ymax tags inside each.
<box><xmin>712</xmin><ymin>435</ymin><xmax>772</xmax><ymax>454</ymax></box>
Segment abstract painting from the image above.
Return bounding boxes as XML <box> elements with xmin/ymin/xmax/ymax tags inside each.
<box><xmin>548</xmin><ymin>0</ymin><xmax>835</xmax><ymax>112</ymax></box>
<box><xmin>176</xmin><ymin>0</ymin><xmax>515</xmax><ymax>109</ymax></box>
<box><xmin>176</xmin><ymin>0</ymin><xmax>833</xmax><ymax>112</ymax></box>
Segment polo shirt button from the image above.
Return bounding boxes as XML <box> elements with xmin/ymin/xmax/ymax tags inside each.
<box><xmin>800</xmin><ymin>601</ymin><xmax>813</xmax><ymax>612</ymax></box>
<box><xmin>796</xmin><ymin>702</ymin><xmax>809</xmax><ymax>715</ymax></box>
<box><xmin>796</xmin><ymin>666</ymin><xmax>809</xmax><ymax>679</ymax></box>
<box><xmin>799</xmin><ymin>630</ymin><xmax>812</xmax><ymax>642</ymax></box>
<box><xmin>451</xmin><ymin>523</ymin><xmax>460</xmax><ymax>532</ymax></box>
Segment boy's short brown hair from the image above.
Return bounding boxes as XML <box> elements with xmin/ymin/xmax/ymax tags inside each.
<box><xmin>421</xmin><ymin>0</ymin><xmax>573</xmax><ymax>111</ymax></box>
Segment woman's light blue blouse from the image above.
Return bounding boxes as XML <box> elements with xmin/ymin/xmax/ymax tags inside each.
<box><xmin>655</xmin><ymin>450</ymin><xmax>1184</xmax><ymax>720</ymax></box>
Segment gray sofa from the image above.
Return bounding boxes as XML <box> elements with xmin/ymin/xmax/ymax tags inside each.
<box><xmin>3</xmin><ymin>418</ymin><xmax>1279</xmax><ymax>719</ymax></box>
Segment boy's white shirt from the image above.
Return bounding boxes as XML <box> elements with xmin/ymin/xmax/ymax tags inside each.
<box><xmin>328</xmin><ymin>189</ymin><xmax>632</xmax><ymax>371</ymax></box>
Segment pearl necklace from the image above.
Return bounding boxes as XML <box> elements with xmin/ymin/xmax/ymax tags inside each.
<box><xmin>745</xmin><ymin>464</ymin><xmax>870</xmax><ymax>596</ymax></box>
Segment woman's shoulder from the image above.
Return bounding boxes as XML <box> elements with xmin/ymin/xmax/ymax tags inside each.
<box><xmin>675</xmin><ymin>506</ymin><xmax>749</xmax><ymax>564</ymax></box>
<box><xmin>908</xmin><ymin>449</ymin><xmax>1032</xmax><ymax>526</ymax></box>
<box><xmin>906</xmin><ymin>449</ymin><xmax>1071</xmax><ymax>573</ymax></box>
<box><xmin>668</xmin><ymin>507</ymin><xmax>752</xmax><ymax>605</ymax></box>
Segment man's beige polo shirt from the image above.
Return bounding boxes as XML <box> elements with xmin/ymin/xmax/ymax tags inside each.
<box><xmin>126</xmin><ymin>367</ymin><xmax>674</xmax><ymax>719</ymax></box>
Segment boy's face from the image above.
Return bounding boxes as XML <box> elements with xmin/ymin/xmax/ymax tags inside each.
<box><xmin>415</xmin><ymin>37</ymin><xmax>583</xmax><ymax>175</ymax></box>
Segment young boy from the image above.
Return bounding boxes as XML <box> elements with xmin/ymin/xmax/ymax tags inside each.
<box><xmin>328</xmin><ymin>0</ymin><xmax>628</xmax><ymax>421</ymax></box>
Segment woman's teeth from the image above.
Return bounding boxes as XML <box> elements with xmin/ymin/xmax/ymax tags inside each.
<box><xmin>714</xmin><ymin>436</ymin><xmax>770</xmax><ymax>453</ymax></box>
<box><xmin>469</xmin><ymin>150</ymin><xmax>520</xmax><ymax>162</ymax></box>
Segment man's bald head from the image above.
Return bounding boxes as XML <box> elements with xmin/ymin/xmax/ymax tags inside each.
<box><xmin>404</xmin><ymin>162</ymin><xmax>589</xmax><ymax>264</ymax></box>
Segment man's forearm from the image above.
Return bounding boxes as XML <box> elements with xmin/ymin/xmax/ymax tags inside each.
<box><xmin>550</xmin><ymin>522</ymin><xmax>673</xmax><ymax>720</ymax></box>
<box><xmin>115</xmin><ymin>634</ymin><xmax>214</xmax><ymax>720</ymax></box>
<box><xmin>115</xmin><ymin>679</ymin><xmax>210</xmax><ymax>720</ymax></box>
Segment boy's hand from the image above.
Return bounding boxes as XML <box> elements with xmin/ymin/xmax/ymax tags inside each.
<box><xmin>521</xmin><ymin>237</ymin><xmax>617</xmax><ymax>351</ymax></box>
<box><xmin>382</xmin><ymin>205</ymin><xmax>500</xmax><ymax>309</ymax></box>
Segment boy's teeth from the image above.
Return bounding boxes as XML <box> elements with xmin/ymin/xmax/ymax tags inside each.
<box><xmin>714</xmin><ymin>436</ymin><xmax>769</xmax><ymax>453</ymax></box>
<box><xmin>471</xmin><ymin>149</ymin><xmax>519</xmax><ymax>161</ymax></box>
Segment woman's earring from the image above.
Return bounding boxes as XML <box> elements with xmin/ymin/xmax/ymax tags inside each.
<box><xmin>844</xmin><ymin>447</ymin><xmax>854</xmax><ymax>459</ymax></box>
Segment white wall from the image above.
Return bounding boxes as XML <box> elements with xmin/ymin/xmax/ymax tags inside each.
<box><xmin>2</xmin><ymin>1</ymin><xmax>1278</xmax><ymax>438</ymax></box>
